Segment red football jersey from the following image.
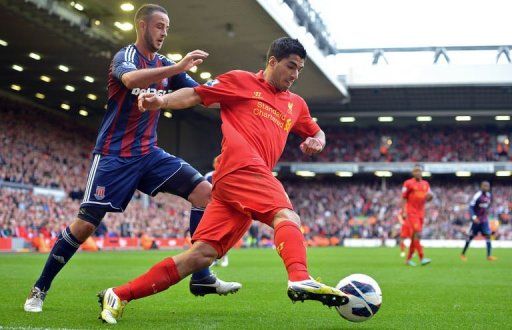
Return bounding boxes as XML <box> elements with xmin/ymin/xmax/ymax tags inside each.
<box><xmin>194</xmin><ymin>70</ymin><xmax>320</xmax><ymax>182</ymax></box>
<box><xmin>402</xmin><ymin>178</ymin><xmax>431</xmax><ymax>218</ymax></box>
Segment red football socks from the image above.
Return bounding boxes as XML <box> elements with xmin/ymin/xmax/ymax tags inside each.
<box><xmin>274</xmin><ymin>220</ymin><xmax>310</xmax><ymax>281</ymax></box>
<box><xmin>415</xmin><ymin>239</ymin><xmax>424</xmax><ymax>259</ymax></box>
<box><xmin>114</xmin><ymin>257</ymin><xmax>181</xmax><ymax>302</ymax></box>
<box><xmin>407</xmin><ymin>238</ymin><xmax>416</xmax><ymax>261</ymax></box>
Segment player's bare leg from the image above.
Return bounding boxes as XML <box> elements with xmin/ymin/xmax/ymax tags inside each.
<box><xmin>272</xmin><ymin>208</ymin><xmax>349</xmax><ymax>307</ymax></box>
<box><xmin>406</xmin><ymin>232</ymin><xmax>417</xmax><ymax>266</ymax></box>
<box><xmin>414</xmin><ymin>232</ymin><xmax>431</xmax><ymax>266</ymax></box>
<box><xmin>399</xmin><ymin>237</ymin><xmax>406</xmax><ymax>258</ymax></box>
<box><xmin>185</xmin><ymin>181</ymin><xmax>241</xmax><ymax>296</ymax></box>
<box><xmin>25</xmin><ymin>218</ymin><xmax>96</xmax><ymax>312</ymax></box>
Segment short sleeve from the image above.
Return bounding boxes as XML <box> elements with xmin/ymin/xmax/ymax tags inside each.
<box><xmin>291</xmin><ymin>99</ymin><xmax>321</xmax><ymax>138</ymax></box>
<box><xmin>194</xmin><ymin>71</ymin><xmax>242</xmax><ymax>106</ymax></box>
<box><xmin>112</xmin><ymin>47</ymin><xmax>137</xmax><ymax>81</ymax></box>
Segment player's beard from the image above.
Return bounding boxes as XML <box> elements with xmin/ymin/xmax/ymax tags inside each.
<box><xmin>144</xmin><ymin>30</ymin><xmax>160</xmax><ymax>53</ymax></box>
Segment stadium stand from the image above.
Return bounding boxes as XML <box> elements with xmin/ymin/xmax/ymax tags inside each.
<box><xmin>1</xmin><ymin>99</ymin><xmax>511</xmax><ymax>247</ymax></box>
<box><xmin>282</xmin><ymin>126</ymin><xmax>511</xmax><ymax>162</ymax></box>
<box><xmin>0</xmin><ymin>98</ymin><xmax>94</xmax><ymax>192</ymax></box>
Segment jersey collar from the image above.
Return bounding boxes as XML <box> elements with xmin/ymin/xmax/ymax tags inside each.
<box><xmin>133</xmin><ymin>44</ymin><xmax>158</xmax><ymax>65</ymax></box>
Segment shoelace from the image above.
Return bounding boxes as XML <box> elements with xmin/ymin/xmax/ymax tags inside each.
<box><xmin>31</xmin><ymin>288</ymin><xmax>47</xmax><ymax>301</ymax></box>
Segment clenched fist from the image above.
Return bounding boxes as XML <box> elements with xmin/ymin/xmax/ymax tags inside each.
<box><xmin>138</xmin><ymin>93</ymin><xmax>164</xmax><ymax>112</ymax></box>
<box><xmin>300</xmin><ymin>137</ymin><xmax>324</xmax><ymax>156</ymax></box>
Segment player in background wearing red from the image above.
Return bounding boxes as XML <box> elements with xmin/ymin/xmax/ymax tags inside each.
<box><xmin>97</xmin><ymin>37</ymin><xmax>350</xmax><ymax>324</ymax></box>
<box><xmin>396</xmin><ymin>211</ymin><xmax>410</xmax><ymax>258</ymax></box>
<box><xmin>401</xmin><ymin>165</ymin><xmax>433</xmax><ymax>266</ymax></box>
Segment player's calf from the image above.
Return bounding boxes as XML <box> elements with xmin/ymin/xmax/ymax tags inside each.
<box><xmin>175</xmin><ymin>242</ymin><xmax>218</xmax><ymax>276</ymax></box>
<box><xmin>183</xmin><ymin>243</ymin><xmax>242</xmax><ymax>296</ymax></box>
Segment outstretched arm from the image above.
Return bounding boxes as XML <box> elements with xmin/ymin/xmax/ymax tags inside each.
<box><xmin>138</xmin><ymin>88</ymin><xmax>202</xmax><ymax>112</ymax></box>
<box><xmin>122</xmin><ymin>50</ymin><xmax>208</xmax><ymax>89</ymax></box>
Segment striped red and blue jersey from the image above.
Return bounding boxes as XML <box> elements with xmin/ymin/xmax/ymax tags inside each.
<box><xmin>93</xmin><ymin>44</ymin><xmax>198</xmax><ymax>157</ymax></box>
<box><xmin>469</xmin><ymin>191</ymin><xmax>492</xmax><ymax>221</ymax></box>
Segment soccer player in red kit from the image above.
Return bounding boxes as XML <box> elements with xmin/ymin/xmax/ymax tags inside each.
<box><xmin>97</xmin><ymin>37</ymin><xmax>349</xmax><ymax>324</ymax></box>
<box><xmin>401</xmin><ymin>165</ymin><xmax>433</xmax><ymax>266</ymax></box>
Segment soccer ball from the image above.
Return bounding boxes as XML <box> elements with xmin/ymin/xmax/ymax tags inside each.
<box><xmin>335</xmin><ymin>274</ymin><xmax>382</xmax><ymax>322</ymax></box>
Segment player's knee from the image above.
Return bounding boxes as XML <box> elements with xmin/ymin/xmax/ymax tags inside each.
<box><xmin>187</xmin><ymin>242</ymin><xmax>217</xmax><ymax>270</ymax></box>
<box><xmin>69</xmin><ymin>219</ymin><xmax>96</xmax><ymax>243</ymax></box>
<box><xmin>273</xmin><ymin>208</ymin><xmax>301</xmax><ymax>227</ymax></box>
<box><xmin>188</xmin><ymin>181</ymin><xmax>212</xmax><ymax>208</ymax></box>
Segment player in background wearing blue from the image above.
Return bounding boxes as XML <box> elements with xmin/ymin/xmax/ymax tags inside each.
<box><xmin>205</xmin><ymin>156</ymin><xmax>229</xmax><ymax>267</ymax></box>
<box><xmin>460</xmin><ymin>181</ymin><xmax>497</xmax><ymax>261</ymax></box>
<box><xmin>24</xmin><ymin>4</ymin><xmax>240</xmax><ymax>313</ymax></box>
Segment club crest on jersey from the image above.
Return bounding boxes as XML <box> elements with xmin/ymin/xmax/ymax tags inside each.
<box><xmin>94</xmin><ymin>186</ymin><xmax>106</xmax><ymax>200</ymax></box>
<box><xmin>287</xmin><ymin>102</ymin><xmax>294</xmax><ymax>114</ymax></box>
<box><xmin>205</xmin><ymin>79</ymin><xmax>219</xmax><ymax>87</ymax></box>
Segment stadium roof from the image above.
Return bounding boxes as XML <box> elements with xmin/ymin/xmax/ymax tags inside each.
<box><xmin>0</xmin><ymin>0</ymin><xmax>348</xmax><ymax>123</ymax></box>
<box><xmin>1</xmin><ymin>0</ymin><xmax>511</xmax><ymax>126</ymax></box>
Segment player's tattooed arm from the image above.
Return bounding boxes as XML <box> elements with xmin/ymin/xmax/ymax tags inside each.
<box><xmin>123</xmin><ymin>50</ymin><xmax>208</xmax><ymax>89</ymax></box>
<box><xmin>300</xmin><ymin>130</ymin><xmax>326</xmax><ymax>155</ymax></box>
<box><xmin>138</xmin><ymin>88</ymin><xmax>202</xmax><ymax>112</ymax></box>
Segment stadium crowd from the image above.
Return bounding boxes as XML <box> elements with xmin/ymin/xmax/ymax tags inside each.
<box><xmin>285</xmin><ymin>181</ymin><xmax>512</xmax><ymax>241</ymax></box>
<box><xmin>1</xmin><ymin>99</ymin><xmax>511</xmax><ymax>244</ymax></box>
<box><xmin>282</xmin><ymin>126</ymin><xmax>511</xmax><ymax>162</ymax></box>
<box><xmin>0</xmin><ymin>99</ymin><xmax>94</xmax><ymax>193</ymax></box>
<box><xmin>2</xmin><ymin>181</ymin><xmax>511</xmax><ymax>242</ymax></box>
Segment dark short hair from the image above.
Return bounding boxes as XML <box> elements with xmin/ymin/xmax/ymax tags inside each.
<box><xmin>266</xmin><ymin>37</ymin><xmax>307</xmax><ymax>62</ymax></box>
<box><xmin>134</xmin><ymin>4</ymin><xmax>168</xmax><ymax>26</ymax></box>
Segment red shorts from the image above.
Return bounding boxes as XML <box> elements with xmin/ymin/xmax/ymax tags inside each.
<box><xmin>400</xmin><ymin>222</ymin><xmax>412</xmax><ymax>238</ymax></box>
<box><xmin>407</xmin><ymin>216</ymin><xmax>424</xmax><ymax>233</ymax></box>
<box><xmin>192</xmin><ymin>165</ymin><xmax>293</xmax><ymax>257</ymax></box>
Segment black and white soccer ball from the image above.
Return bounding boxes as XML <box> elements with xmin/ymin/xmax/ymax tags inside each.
<box><xmin>335</xmin><ymin>274</ymin><xmax>382</xmax><ymax>322</ymax></box>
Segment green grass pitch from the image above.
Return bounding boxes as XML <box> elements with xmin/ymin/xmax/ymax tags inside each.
<box><xmin>1</xmin><ymin>247</ymin><xmax>511</xmax><ymax>329</ymax></box>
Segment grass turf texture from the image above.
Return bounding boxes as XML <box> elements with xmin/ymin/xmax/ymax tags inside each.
<box><xmin>1</xmin><ymin>247</ymin><xmax>511</xmax><ymax>329</ymax></box>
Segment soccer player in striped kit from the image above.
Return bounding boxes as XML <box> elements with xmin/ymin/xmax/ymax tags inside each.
<box><xmin>461</xmin><ymin>181</ymin><xmax>497</xmax><ymax>261</ymax></box>
<box><xmin>24</xmin><ymin>4</ymin><xmax>240</xmax><ymax>313</ymax></box>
